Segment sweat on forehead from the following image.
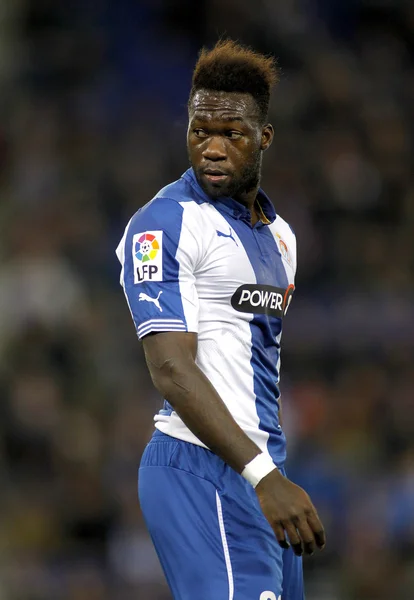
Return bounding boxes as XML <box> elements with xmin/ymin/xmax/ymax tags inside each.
<box><xmin>189</xmin><ymin>89</ymin><xmax>261</xmax><ymax>120</ymax></box>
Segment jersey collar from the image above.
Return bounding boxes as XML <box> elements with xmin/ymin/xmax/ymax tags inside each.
<box><xmin>183</xmin><ymin>168</ymin><xmax>276</xmax><ymax>225</ymax></box>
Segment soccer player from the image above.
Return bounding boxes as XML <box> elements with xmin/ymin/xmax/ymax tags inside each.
<box><xmin>116</xmin><ymin>40</ymin><xmax>325</xmax><ymax>600</ymax></box>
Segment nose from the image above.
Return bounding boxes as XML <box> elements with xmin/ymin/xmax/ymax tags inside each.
<box><xmin>202</xmin><ymin>136</ymin><xmax>227</xmax><ymax>161</ymax></box>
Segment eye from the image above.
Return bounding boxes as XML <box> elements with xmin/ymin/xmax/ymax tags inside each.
<box><xmin>193</xmin><ymin>128</ymin><xmax>208</xmax><ymax>138</ymax></box>
<box><xmin>226</xmin><ymin>130</ymin><xmax>243</xmax><ymax>140</ymax></box>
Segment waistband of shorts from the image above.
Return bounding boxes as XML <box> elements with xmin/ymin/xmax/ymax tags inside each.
<box><xmin>149</xmin><ymin>430</ymin><xmax>186</xmax><ymax>443</ymax></box>
<box><xmin>147</xmin><ymin>429</ymin><xmax>286</xmax><ymax>470</ymax></box>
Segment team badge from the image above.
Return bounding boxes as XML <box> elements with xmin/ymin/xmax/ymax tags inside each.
<box><xmin>276</xmin><ymin>234</ymin><xmax>293</xmax><ymax>268</ymax></box>
<box><xmin>132</xmin><ymin>230</ymin><xmax>163</xmax><ymax>284</ymax></box>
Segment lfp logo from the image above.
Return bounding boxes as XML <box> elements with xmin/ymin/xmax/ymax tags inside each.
<box><xmin>132</xmin><ymin>230</ymin><xmax>163</xmax><ymax>284</ymax></box>
<box><xmin>135</xmin><ymin>233</ymin><xmax>160</xmax><ymax>262</ymax></box>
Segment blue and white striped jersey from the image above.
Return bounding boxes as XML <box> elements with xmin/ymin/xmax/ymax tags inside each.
<box><xmin>116</xmin><ymin>168</ymin><xmax>296</xmax><ymax>464</ymax></box>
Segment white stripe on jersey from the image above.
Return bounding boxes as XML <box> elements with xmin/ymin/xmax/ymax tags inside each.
<box><xmin>216</xmin><ymin>491</ymin><xmax>234</xmax><ymax>600</ymax></box>
<box><xmin>176</xmin><ymin>202</ymin><xmax>201</xmax><ymax>332</ymax></box>
<box><xmin>138</xmin><ymin>323</ymin><xmax>187</xmax><ymax>339</ymax></box>
<box><xmin>138</xmin><ymin>318</ymin><xmax>186</xmax><ymax>335</ymax></box>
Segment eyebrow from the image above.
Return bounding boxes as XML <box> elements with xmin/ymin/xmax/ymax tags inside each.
<box><xmin>193</xmin><ymin>114</ymin><xmax>246</xmax><ymax>123</ymax></box>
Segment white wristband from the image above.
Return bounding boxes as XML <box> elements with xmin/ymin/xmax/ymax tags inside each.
<box><xmin>241</xmin><ymin>453</ymin><xmax>277</xmax><ymax>488</ymax></box>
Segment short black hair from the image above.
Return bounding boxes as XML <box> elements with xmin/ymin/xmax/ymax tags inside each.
<box><xmin>189</xmin><ymin>39</ymin><xmax>279</xmax><ymax>124</ymax></box>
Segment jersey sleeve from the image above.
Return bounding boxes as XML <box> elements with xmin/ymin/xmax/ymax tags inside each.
<box><xmin>116</xmin><ymin>198</ymin><xmax>200</xmax><ymax>339</ymax></box>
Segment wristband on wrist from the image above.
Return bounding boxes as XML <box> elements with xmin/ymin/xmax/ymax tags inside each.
<box><xmin>241</xmin><ymin>453</ymin><xmax>277</xmax><ymax>488</ymax></box>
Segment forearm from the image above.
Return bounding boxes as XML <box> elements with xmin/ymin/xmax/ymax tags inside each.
<box><xmin>147</xmin><ymin>357</ymin><xmax>261</xmax><ymax>473</ymax></box>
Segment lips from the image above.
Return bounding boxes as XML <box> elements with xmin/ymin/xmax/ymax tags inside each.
<box><xmin>203</xmin><ymin>169</ymin><xmax>229</xmax><ymax>184</ymax></box>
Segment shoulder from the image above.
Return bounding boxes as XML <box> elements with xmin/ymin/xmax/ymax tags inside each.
<box><xmin>271</xmin><ymin>214</ymin><xmax>296</xmax><ymax>246</ymax></box>
<box><xmin>129</xmin><ymin>175</ymin><xmax>207</xmax><ymax>232</ymax></box>
<box><xmin>268</xmin><ymin>213</ymin><xmax>297</xmax><ymax>273</ymax></box>
<box><xmin>156</xmin><ymin>173</ymin><xmax>204</xmax><ymax>206</ymax></box>
<box><xmin>116</xmin><ymin>178</ymin><xmax>206</xmax><ymax>265</ymax></box>
<box><xmin>116</xmin><ymin>172</ymin><xmax>214</xmax><ymax>268</ymax></box>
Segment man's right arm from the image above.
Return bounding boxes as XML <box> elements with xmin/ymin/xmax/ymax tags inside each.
<box><xmin>142</xmin><ymin>330</ymin><xmax>326</xmax><ymax>557</ymax></box>
<box><xmin>143</xmin><ymin>330</ymin><xmax>261</xmax><ymax>473</ymax></box>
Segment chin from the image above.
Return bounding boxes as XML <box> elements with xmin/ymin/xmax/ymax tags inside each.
<box><xmin>204</xmin><ymin>183</ymin><xmax>228</xmax><ymax>198</ymax></box>
<box><xmin>199</xmin><ymin>177</ymin><xmax>228</xmax><ymax>198</ymax></box>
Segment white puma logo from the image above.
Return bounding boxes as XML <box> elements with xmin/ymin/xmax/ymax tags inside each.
<box><xmin>138</xmin><ymin>290</ymin><xmax>163</xmax><ymax>312</ymax></box>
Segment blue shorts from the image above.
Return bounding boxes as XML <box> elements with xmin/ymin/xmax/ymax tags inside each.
<box><xmin>138</xmin><ymin>431</ymin><xmax>304</xmax><ymax>600</ymax></box>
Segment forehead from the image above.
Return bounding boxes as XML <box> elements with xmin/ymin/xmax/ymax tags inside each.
<box><xmin>189</xmin><ymin>89</ymin><xmax>260</xmax><ymax>124</ymax></box>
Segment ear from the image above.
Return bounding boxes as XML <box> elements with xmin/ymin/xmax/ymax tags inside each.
<box><xmin>260</xmin><ymin>124</ymin><xmax>274</xmax><ymax>151</ymax></box>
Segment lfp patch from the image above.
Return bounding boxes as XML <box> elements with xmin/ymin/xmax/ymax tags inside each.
<box><xmin>132</xmin><ymin>230</ymin><xmax>163</xmax><ymax>284</ymax></box>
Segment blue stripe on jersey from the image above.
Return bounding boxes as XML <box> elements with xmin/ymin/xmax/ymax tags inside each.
<box><xmin>219</xmin><ymin>211</ymin><xmax>289</xmax><ymax>463</ymax></box>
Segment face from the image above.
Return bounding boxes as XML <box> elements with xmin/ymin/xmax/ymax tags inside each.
<box><xmin>187</xmin><ymin>90</ymin><xmax>273</xmax><ymax>200</ymax></box>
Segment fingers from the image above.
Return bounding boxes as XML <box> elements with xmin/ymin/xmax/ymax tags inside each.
<box><xmin>277</xmin><ymin>511</ymin><xmax>326</xmax><ymax>557</ymax></box>
<box><xmin>258</xmin><ymin>478</ymin><xmax>326</xmax><ymax>556</ymax></box>
<box><xmin>283</xmin><ymin>521</ymin><xmax>303</xmax><ymax>556</ymax></box>
<box><xmin>307</xmin><ymin>511</ymin><xmax>326</xmax><ymax>549</ymax></box>
<box><xmin>295</xmin><ymin>518</ymin><xmax>316</xmax><ymax>555</ymax></box>
<box><xmin>273</xmin><ymin>523</ymin><xmax>290</xmax><ymax>550</ymax></box>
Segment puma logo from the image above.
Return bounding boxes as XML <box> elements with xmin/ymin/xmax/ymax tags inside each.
<box><xmin>216</xmin><ymin>227</ymin><xmax>238</xmax><ymax>246</ymax></box>
<box><xmin>138</xmin><ymin>290</ymin><xmax>163</xmax><ymax>312</ymax></box>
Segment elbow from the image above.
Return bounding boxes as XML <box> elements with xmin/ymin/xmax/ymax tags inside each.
<box><xmin>148</xmin><ymin>357</ymin><xmax>193</xmax><ymax>400</ymax></box>
<box><xmin>150</xmin><ymin>371</ymin><xmax>173</xmax><ymax>399</ymax></box>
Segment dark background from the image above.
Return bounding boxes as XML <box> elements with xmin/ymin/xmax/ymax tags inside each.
<box><xmin>0</xmin><ymin>1</ymin><xmax>413</xmax><ymax>598</ymax></box>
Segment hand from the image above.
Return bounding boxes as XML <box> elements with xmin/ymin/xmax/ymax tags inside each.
<box><xmin>255</xmin><ymin>469</ymin><xmax>326</xmax><ymax>557</ymax></box>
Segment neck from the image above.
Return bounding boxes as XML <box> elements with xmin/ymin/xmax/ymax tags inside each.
<box><xmin>234</xmin><ymin>186</ymin><xmax>261</xmax><ymax>225</ymax></box>
<box><xmin>233</xmin><ymin>156</ymin><xmax>263</xmax><ymax>224</ymax></box>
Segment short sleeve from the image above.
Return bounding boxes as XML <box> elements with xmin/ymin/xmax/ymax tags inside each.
<box><xmin>116</xmin><ymin>198</ymin><xmax>200</xmax><ymax>339</ymax></box>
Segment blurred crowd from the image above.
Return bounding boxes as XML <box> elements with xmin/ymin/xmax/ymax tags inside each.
<box><xmin>0</xmin><ymin>1</ymin><xmax>413</xmax><ymax>599</ymax></box>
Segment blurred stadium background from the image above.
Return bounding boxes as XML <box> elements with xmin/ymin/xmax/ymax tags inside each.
<box><xmin>0</xmin><ymin>1</ymin><xmax>413</xmax><ymax>599</ymax></box>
